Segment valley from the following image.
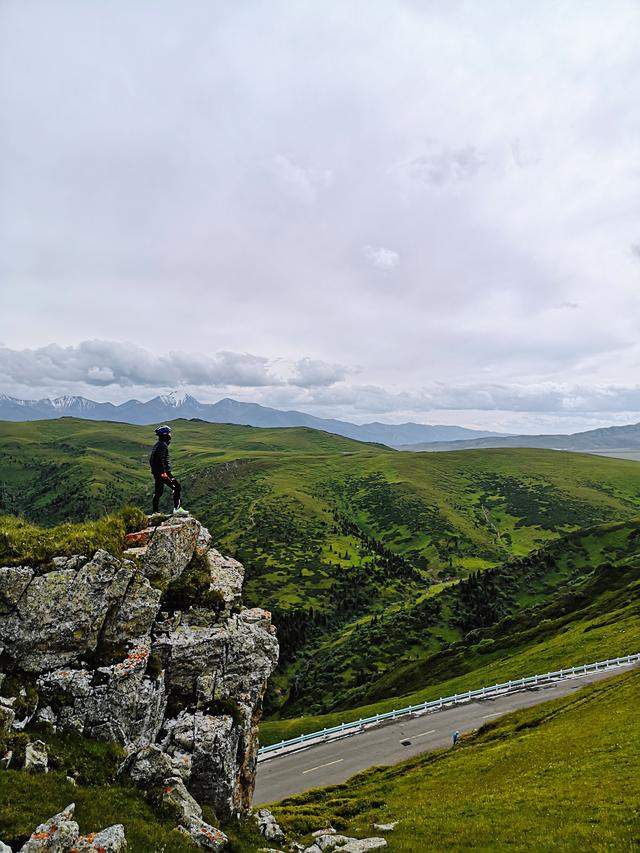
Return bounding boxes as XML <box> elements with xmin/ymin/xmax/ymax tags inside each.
<box><xmin>1</xmin><ymin>417</ymin><xmax>639</xmax><ymax>719</ymax></box>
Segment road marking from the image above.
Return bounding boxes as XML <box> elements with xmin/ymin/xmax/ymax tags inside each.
<box><xmin>302</xmin><ymin>759</ymin><xmax>344</xmax><ymax>775</ymax></box>
<box><xmin>483</xmin><ymin>712</ymin><xmax>501</xmax><ymax>719</ymax></box>
<box><xmin>413</xmin><ymin>729</ymin><xmax>436</xmax><ymax>738</ymax></box>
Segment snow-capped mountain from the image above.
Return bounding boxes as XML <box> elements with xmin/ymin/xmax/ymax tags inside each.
<box><xmin>0</xmin><ymin>391</ymin><xmax>503</xmax><ymax>447</ymax></box>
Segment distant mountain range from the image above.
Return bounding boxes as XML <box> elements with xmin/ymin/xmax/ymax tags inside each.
<box><xmin>0</xmin><ymin>391</ymin><xmax>504</xmax><ymax>447</ymax></box>
<box><xmin>401</xmin><ymin>421</ymin><xmax>640</xmax><ymax>453</ymax></box>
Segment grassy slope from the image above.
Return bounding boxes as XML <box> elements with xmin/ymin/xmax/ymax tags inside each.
<box><xmin>0</xmin><ymin>729</ymin><xmax>266</xmax><ymax>852</ymax></box>
<box><xmin>260</xmin><ymin>520</ymin><xmax>640</xmax><ymax>743</ymax></box>
<box><xmin>0</xmin><ymin>506</ymin><xmax>146</xmax><ymax>566</ymax></box>
<box><xmin>2</xmin><ymin>417</ymin><xmax>640</xmax><ymax>714</ymax></box>
<box><xmin>3</xmin><ymin>673</ymin><xmax>637</xmax><ymax>851</ymax></box>
<box><xmin>271</xmin><ymin>669</ymin><xmax>640</xmax><ymax>852</ymax></box>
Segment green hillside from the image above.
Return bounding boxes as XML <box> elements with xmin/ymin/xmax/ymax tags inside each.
<box><xmin>1</xmin><ymin>417</ymin><xmax>639</xmax><ymax>715</ymax></box>
<box><xmin>270</xmin><ymin>669</ymin><xmax>640</xmax><ymax>851</ymax></box>
<box><xmin>261</xmin><ymin>518</ymin><xmax>640</xmax><ymax>742</ymax></box>
<box><xmin>278</xmin><ymin>517</ymin><xmax>640</xmax><ymax>713</ymax></box>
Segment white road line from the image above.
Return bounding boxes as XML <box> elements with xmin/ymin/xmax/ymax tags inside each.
<box><xmin>413</xmin><ymin>729</ymin><xmax>437</xmax><ymax>738</ymax></box>
<box><xmin>302</xmin><ymin>759</ymin><xmax>344</xmax><ymax>775</ymax></box>
<box><xmin>483</xmin><ymin>712</ymin><xmax>501</xmax><ymax>719</ymax></box>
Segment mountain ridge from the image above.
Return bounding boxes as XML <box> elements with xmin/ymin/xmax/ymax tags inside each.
<box><xmin>0</xmin><ymin>391</ymin><xmax>503</xmax><ymax>447</ymax></box>
<box><xmin>401</xmin><ymin>420</ymin><xmax>640</xmax><ymax>452</ymax></box>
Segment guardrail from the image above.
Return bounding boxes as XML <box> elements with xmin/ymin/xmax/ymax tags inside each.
<box><xmin>258</xmin><ymin>653</ymin><xmax>639</xmax><ymax>757</ymax></box>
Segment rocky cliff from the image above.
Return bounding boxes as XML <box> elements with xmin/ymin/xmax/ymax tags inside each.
<box><xmin>0</xmin><ymin>513</ymin><xmax>279</xmax><ymax>847</ymax></box>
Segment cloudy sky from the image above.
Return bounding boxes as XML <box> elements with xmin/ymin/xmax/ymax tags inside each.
<box><xmin>1</xmin><ymin>1</ymin><xmax>640</xmax><ymax>432</ymax></box>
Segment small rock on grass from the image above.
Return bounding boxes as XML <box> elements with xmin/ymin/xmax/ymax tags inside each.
<box><xmin>373</xmin><ymin>822</ymin><xmax>397</xmax><ymax>831</ymax></box>
<box><xmin>181</xmin><ymin>817</ymin><xmax>228</xmax><ymax>851</ymax></box>
<box><xmin>19</xmin><ymin>803</ymin><xmax>79</xmax><ymax>852</ymax></box>
<box><xmin>254</xmin><ymin>808</ymin><xmax>286</xmax><ymax>845</ymax></box>
<box><xmin>304</xmin><ymin>839</ymin><xmax>387</xmax><ymax>853</ymax></box>
<box><xmin>339</xmin><ymin>840</ymin><xmax>387</xmax><ymax>852</ymax></box>
<box><xmin>74</xmin><ymin>824</ymin><xmax>127</xmax><ymax>851</ymax></box>
<box><xmin>311</xmin><ymin>836</ymin><xmax>351</xmax><ymax>851</ymax></box>
<box><xmin>24</xmin><ymin>740</ymin><xmax>48</xmax><ymax>774</ymax></box>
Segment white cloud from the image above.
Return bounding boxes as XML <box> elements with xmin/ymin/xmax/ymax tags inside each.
<box><xmin>407</xmin><ymin>145</ymin><xmax>486</xmax><ymax>186</ymax></box>
<box><xmin>0</xmin><ymin>341</ymin><xmax>280</xmax><ymax>389</ymax></box>
<box><xmin>4</xmin><ymin>338</ymin><xmax>640</xmax><ymax>434</ymax></box>
<box><xmin>270</xmin><ymin>155</ymin><xmax>333</xmax><ymax>204</ymax></box>
<box><xmin>0</xmin><ymin>341</ymin><xmax>351</xmax><ymax>394</ymax></box>
<box><xmin>288</xmin><ymin>357</ymin><xmax>350</xmax><ymax>387</ymax></box>
<box><xmin>363</xmin><ymin>245</ymin><xmax>399</xmax><ymax>271</ymax></box>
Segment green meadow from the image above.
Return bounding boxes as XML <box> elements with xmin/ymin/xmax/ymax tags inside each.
<box><xmin>1</xmin><ymin>417</ymin><xmax>639</xmax><ymax>714</ymax></box>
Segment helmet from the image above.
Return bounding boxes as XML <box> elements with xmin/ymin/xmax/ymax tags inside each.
<box><xmin>155</xmin><ymin>425</ymin><xmax>172</xmax><ymax>437</ymax></box>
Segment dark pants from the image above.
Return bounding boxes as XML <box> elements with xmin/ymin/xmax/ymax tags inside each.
<box><xmin>152</xmin><ymin>474</ymin><xmax>181</xmax><ymax>512</ymax></box>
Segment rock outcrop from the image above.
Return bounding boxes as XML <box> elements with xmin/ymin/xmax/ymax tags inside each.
<box><xmin>8</xmin><ymin>803</ymin><xmax>126</xmax><ymax>852</ymax></box>
<box><xmin>0</xmin><ymin>514</ymin><xmax>279</xmax><ymax>835</ymax></box>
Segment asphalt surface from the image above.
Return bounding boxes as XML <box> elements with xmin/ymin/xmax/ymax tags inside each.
<box><xmin>254</xmin><ymin>664</ymin><xmax>636</xmax><ymax>804</ymax></box>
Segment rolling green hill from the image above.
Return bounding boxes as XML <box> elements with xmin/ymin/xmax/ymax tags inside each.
<box><xmin>1</xmin><ymin>417</ymin><xmax>639</xmax><ymax>715</ymax></box>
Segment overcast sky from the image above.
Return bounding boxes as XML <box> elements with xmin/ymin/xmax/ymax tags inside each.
<box><xmin>1</xmin><ymin>1</ymin><xmax>640</xmax><ymax>432</ymax></box>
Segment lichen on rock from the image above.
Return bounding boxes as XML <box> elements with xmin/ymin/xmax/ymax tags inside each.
<box><xmin>0</xmin><ymin>513</ymin><xmax>279</xmax><ymax>840</ymax></box>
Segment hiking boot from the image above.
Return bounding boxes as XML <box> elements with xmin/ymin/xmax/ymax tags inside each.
<box><xmin>173</xmin><ymin>507</ymin><xmax>189</xmax><ymax>516</ymax></box>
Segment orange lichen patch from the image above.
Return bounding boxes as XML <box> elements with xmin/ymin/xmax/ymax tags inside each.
<box><xmin>125</xmin><ymin>530</ymin><xmax>151</xmax><ymax>547</ymax></box>
<box><xmin>195</xmin><ymin>824</ymin><xmax>226</xmax><ymax>842</ymax></box>
<box><xmin>114</xmin><ymin>644</ymin><xmax>150</xmax><ymax>676</ymax></box>
<box><xmin>31</xmin><ymin>831</ymin><xmax>51</xmax><ymax>840</ymax></box>
<box><xmin>163</xmin><ymin>786</ymin><xmax>174</xmax><ymax>794</ymax></box>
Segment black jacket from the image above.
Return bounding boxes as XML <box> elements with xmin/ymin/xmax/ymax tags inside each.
<box><xmin>149</xmin><ymin>439</ymin><xmax>172</xmax><ymax>476</ymax></box>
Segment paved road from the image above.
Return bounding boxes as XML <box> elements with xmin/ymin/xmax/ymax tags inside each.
<box><xmin>254</xmin><ymin>664</ymin><xmax>636</xmax><ymax>804</ymax></box>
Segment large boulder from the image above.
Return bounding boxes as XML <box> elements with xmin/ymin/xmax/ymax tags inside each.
<box><xmin>137</xmin><ymin>516</ymin><xmax>201</xmax><ymax>583</ymax></box>
<box><xmin>37</xmin><ymin>644</ymin><xmax>166</xmax><ymax>746</ymax></box>
<box><xmin>0</xmin><ymin>553</ymin><xmax>160</xmax><ymax>672</ymax></box>
<box><xmin>119</xmin><ymin>743</ymin><xmax>175</xmax><ymax>787</ymax></box>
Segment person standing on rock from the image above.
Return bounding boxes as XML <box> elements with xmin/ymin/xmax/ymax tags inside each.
<box><xmin>150</xmin><ymin>425</ymin><xmax>187</xmax><ymax>514</ymax></box>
